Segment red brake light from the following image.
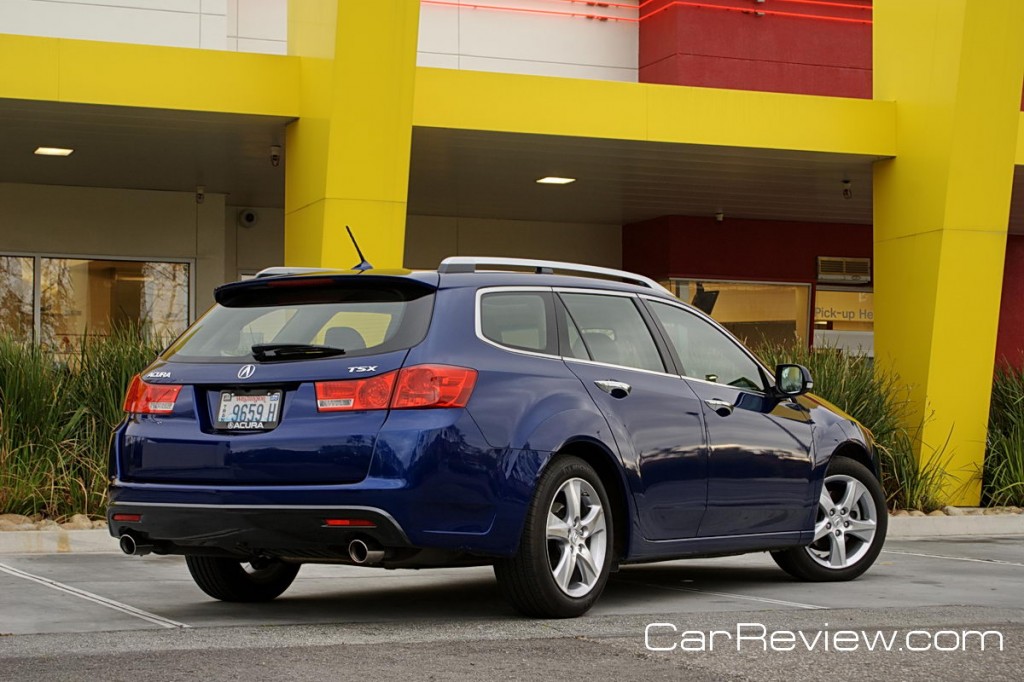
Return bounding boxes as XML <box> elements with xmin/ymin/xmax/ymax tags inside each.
<box><xmin>123</xmin><ymin>374</ymin><xmax>182</xmax><ymax>415</ymax></box>
<box><xmin>315</xmin><ymin>370</ymin><xmax>398</xmax><ymax>412</ymax></box>
<box><xmin>313</xmin><ymin>365</ymin><xmax>477</xmax><ymax>413</ymax></box>
<box><xmin>391</xmin><ymin>364</ymin><xmax>477</xmax><ymax>409</ymax></box>
<box><xmin>324</xmin><ymin>518</ymin><xmax>376</xmax><ymax>527</ymax></box>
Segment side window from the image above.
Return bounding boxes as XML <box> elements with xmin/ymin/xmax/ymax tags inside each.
<box><xmin>648</xmin><ymin>300</ymin><xmax>765</xmax><ymax>391</ymax></box>
<box><xmin>560</xmin><ymin>293</ymin><xmax>665</xmax><ymax>373</ymax></box>
<box><xmin>480</xmin><ymin>291</ymin><xmax>556</xmax><ymax>354</ymax></box>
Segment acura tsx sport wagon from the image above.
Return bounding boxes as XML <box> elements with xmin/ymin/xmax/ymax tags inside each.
<box><xmin>108</xmin><ymin>257</ymin><xmax>887</xmax><ymax>618</ymax></box>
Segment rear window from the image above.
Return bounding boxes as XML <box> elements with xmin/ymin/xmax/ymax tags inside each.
<box><xmin>163</xmin><ymin>280</ymin><xmax>434</xmax><ymax>362</ymax></box>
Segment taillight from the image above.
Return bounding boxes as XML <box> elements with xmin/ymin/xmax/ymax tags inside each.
<box><xmin>315</xmin><ymin>370</ymin><xmax>398</xmax><ymax>411</ymax></box>
<box><xmin>122</xmin><ymin>374</ymin><xmax>182</xmax><ymax>415</ymax></box>
<box><xmin>391</xmin><ymin>364</ymin><xmax>477</xmax><ymax>409</ymax></box>
<box><xmin>314</xmin><ymin>364</ymin><xmax>477</xmax><ymax>412</ymax></box>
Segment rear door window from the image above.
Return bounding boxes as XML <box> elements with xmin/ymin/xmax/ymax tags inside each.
<box><xmin>559</xmin><ymin>292</ymin><xmax>665</xmax><ymax>373</ymax></box>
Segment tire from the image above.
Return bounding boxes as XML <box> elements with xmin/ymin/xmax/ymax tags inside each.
<box><xmin>772</xmin><ymin>456</ymin><xmax>887</xmax><ymax>582</ymax></box>
<box><xmin>494</xmin><ymin>456</ymin><xmax>614</xmax><ymax>618</ymax></box>
<box><xmin>185</xmin><ymin>555</ymin><xmax>300</xmax><ymax>602</ymax></box>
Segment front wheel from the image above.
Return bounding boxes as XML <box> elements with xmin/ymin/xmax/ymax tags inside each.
<box><xmin>772</xmin><ymin>457</ymin><xmax>887</xmax><ymax>581</ymax></box>
<box><xmin>185</xmin><ymin>556</ymin><xmax>300</xmax><ymax>602</ymax></box>
<box><xmin>494</xmin><ymin>456</ymin><xmax>613</xmax><ymax>618</ymax></box>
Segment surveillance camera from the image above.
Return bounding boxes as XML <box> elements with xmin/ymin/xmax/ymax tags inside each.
<box><xmin>195</xmin><ymin>185</ymin><xmax>205</xmax><ymax>205</ymax></box>
<box><xmin>714</xmin><ymin>211</ymin><xmax>724</xmax><ymax>222</ymax></box>
<box><xmin>270</xmin><ymin>145</ymin><xmax>282</xmax><ymax>168</ymax></box>
<box><xmin>237</xmin><ymin>209</ymin><xmax>259</xmax><ymax>228</ymax></box>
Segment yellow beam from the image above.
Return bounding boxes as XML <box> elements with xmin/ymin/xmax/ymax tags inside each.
<box><xmin>873</xmin><ymin>0</ymin><xmax>1024</xmax><ymax>504</ymax></box>
<box><xmin>1017</xmin><ymin>112</ymin><xmax>1024</xmax><ymax>165</ymax></box>
<box><xmin>0</xmin><ymin>33</ymin><xmax>300</xmax><ymax>117</ymax></box>
<box><xmin>413</xmin><ymin>67</ymin><xmax>897</xmax><ymax>157</ymax></box>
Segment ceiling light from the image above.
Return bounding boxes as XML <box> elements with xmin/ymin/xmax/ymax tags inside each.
<box><xmin>34</xmin><ymin>146</ymin><xmax>74</xmax><ymax>157</ymax></box>
<box><xmin>536</xmin><ymin>176</ymin><xmax>576</xmax><ymax>185</ymax></box>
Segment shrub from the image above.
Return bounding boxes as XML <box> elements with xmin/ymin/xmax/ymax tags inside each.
<box><xmin>985</xmin><ymin>364</ymin><xmax>1024</xmax><ymax>506</ymax></box>
<box><xmin>0</xmin><ymin>327</ymin><xmax>162</xmax><ymax>519</ymax></box>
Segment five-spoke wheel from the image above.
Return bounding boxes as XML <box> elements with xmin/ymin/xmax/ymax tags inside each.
<box><xmin>772</xmin><ymin>457</ymin><xmax>887</xmax><ymax>581</ymax></box>
<box><xmin>495</xmin><ymin>456</ymin><xmax>614</xmax><ymax>618</ymax></box>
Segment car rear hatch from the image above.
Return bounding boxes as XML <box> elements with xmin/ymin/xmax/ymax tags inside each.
<box><xmin>117</xmin><ymin>272</ymin><xmax>437</xmax><ymax>485</ymax></box>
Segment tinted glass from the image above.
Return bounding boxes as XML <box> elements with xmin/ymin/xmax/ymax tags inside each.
<box><xmin>480</xmin><ymin>292</ymin><xmax>554</xmax><ymax>354</ymax></box>
<box><xmin>560</xmin><ymin>293</ymin><xmax>664</xmax><ymax>373</ymax></box>
<box><xmin>165</xmin><ymin>285</ymin><xmax>433</xmax><ymax>362</ymax></box>
<box><xmin>649</xmin><ymin>300</ymin><xmax>764</xmax><ymax>391</ymax></box>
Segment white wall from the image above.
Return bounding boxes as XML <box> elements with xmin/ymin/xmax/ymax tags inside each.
<box><xmin>405</xmin><ymin>215</ymin><xmax>622</xmax><ymax>270</ymax></box>
<box><xmin>225</xmin><ymin>205</ymin><xmax>285</xmax><ymax>277</ymax></box>
<box><xmin>417</xmin><ymin>0</ymin><xmax>638</xmax><ymax>81</ymax></box>
<box><xmin>0</xmin><ymin>0</ymin><xmax>286</xmax><ymax>54</ymax></box>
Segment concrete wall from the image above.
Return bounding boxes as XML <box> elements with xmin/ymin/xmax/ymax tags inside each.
<box><xmin>404</xmin><ymin>215</ymin><xmax>622</xmax><ymax>270</ymax></box>
<box><xmin>0</xmin><ymin>183</ymin><xmax>233</xmax><ymax>313</ymax></box>
<box><xmin>0</xmin><ymin>0</ymin><xmax>286</xmax><ymax>54</ymax></box>
<box><xmin>418</xmin><ymin>0</ymin><xmax>639</xmax><ymax>82</ymax></box>
<box><xmin>225</xmin><ymin>204</ymin><xmax>285</xmax><ymax>277</ymax></box>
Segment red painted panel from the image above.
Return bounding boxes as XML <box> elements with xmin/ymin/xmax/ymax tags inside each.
<box><xmin>622</xmin><ymin>215</ymin><xmax>872</xmax><ymax>284</ymax></box>
<box><xmin>996</xmin><ymin>235</ymin><xmax>1024</xmax><ymax>367</ymax></box>
<box><xmin>639</xmin><ymin>1</ymin><xmax>872</xmax><ymax>98</ymax></box>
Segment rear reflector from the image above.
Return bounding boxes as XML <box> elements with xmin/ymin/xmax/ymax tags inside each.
<box><xmin>112</xmin><ymin>513</ymin><xmax>142</xmax><ymax>522</ymax></box>
<box><xmin>324</xmin><ymin>518</ymin><xmax>376</xmax><ymax>527</ymax></box>
<box><xmin>314</xmin><ymin>364</ymin><xmax>477</xmax><ymax>412</ymax></box>
<box><xmin>122</xmin><ymin>375</ymin><xmax>182</xmax><ymax>415</ymax></box>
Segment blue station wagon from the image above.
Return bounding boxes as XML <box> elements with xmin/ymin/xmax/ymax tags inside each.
<box><xmin>108</xmin><ymin>257</ymin><xmax>887</xmax><ymax>618</ymax></box>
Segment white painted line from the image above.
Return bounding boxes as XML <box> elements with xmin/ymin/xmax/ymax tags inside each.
<box><xmin>622</xmin><ymin>580</ymin><xmax>826</xmax><ymax>610</ymax></box>
<box><xmin>0</xmin><ymin>562</ymin><xmax>190</xmax><ymax>629</ymax></box>
<box><xmin>882</xmin><ymin>549</ymin><xmax>1024</xmax><ymax>568</ymax></box>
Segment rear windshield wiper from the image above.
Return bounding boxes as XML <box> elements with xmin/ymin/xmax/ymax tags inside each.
<box><xmin>251</xmin><ymin>343</ymin><xmax>347</xmax><ymax>361</ymax></box>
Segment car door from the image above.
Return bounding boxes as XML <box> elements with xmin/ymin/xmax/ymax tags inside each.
<box><xmin>643</xmin><ymin>297</ymin><xmax>815</xmax><ymax>537</ymax></box>
<box><xmin>556</xmin><ymin>290</ymin><xmax>708</xmax><ymax>540</ymax></box>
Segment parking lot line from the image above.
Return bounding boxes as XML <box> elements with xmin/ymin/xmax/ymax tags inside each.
<box><xmin>619</xmin><ymin>580</ymin><xmax>827</xmax><ymax>610</ymax></box>
<box><xmin>881</xmin><ymin>549</ymin><xmax>1024</xmax><ymax>568</ymax></box>
<box><xmin>0</xmin><ymin>562</ymin><xmax>190</xmax><ymax>629</ymax></box>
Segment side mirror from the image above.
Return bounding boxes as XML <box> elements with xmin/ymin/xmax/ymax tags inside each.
<box><xmin>775</xmin><ymin>364</ymin><xmax>813</xmax><ymax>397</ymax></box>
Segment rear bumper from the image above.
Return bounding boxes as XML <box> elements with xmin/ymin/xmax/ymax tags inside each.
<box><xmin>107</xmin><ymin>500</ymin><xmax>411</xmax><ymax>560</ymax></box>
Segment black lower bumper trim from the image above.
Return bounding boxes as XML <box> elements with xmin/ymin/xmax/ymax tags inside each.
<box><xmin>107</xmin><ymin>503</ymin><xmax>412</xmax><ymax>559</ymax></box>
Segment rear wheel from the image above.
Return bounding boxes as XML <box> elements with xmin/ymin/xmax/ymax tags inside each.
<box><xmin>494</xmin><ymin>456</ymin><xmax>613</xmax><ymax>618</ymax></box>
<box><xmin>772</xmin><ymin>457</ymin><xmax>887</xmax><ymax>581</ymax></box>
<box><xmin>185</xmin><ymin>555</ymin><xmax>300</xmax><ymax>602</ymax></box>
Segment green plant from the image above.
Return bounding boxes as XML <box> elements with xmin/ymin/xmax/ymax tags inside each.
<box><xmin>755</xmin><ymin>341</ymin><xmax>947</xmax><ymax>511</ymax></box>
<box><xmin>0</xmin><ymin>327</ymin><xmax>162</xmax><ymax>519</ymax></box>
<box><xmin>984</xmin><ymin>363</ymin><xmax>1024</xmax><ymax>506</ymax></box>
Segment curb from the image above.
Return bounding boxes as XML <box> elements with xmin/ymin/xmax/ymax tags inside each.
<box><xmin>0</xmin><ymin>515</ymin><xmax>1022</xmax><ymax>555</ymax></box>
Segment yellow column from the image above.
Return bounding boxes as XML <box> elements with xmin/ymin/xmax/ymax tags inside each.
<box><xmin>285</xmin><ymin>0</ymin><xmax>420</xmax><ymax>268</ymax></box>
<box><xmin>873</xmin><ymin>0</ymin><xmax>1024</xmax><ymax>504</ymax></box>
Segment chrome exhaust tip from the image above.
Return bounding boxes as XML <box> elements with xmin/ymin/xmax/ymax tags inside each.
<box><xmin>119</xmin><ymin>533</ymin><xmax>153</xmax><ymax>556</ymax></box>
<box><xmin>348</xmin><ymin>538</ymin><xmax>385</xmax><ymax>565</ymax></box>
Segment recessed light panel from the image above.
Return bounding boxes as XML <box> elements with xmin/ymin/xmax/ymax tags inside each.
<box><xmin>536</xmin><ymin>176</ymin><xmax>576</xmax><ymax>185</ymax></box>
<box><xmin>34</xmin><ymin>146</ymin><xmax>74</xmax><ymax>157</ymax></box>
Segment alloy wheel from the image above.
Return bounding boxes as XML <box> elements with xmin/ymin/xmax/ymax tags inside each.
<box><xmin>805</xmin><ymin>473</ymin><xmax>879</xmax><ymax>569</ymax></box>
<box><xmin>546</xmin><ymin>477</ymin><xmax>608</xmax><ymax>597</ymax></box>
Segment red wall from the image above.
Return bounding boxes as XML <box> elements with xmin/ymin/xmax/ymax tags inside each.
<box><xmin>997</xmin><ymin>235</ymin><xmax>1024</xmax><ymax>367</ymax></box>
<box><xmin>639</xmin><ymin>0</ymin><xmax>873</xmax><ymax>98</ymax></box>
<box><xmin>623</xmin><ymin>215</ymin><xmax>872</xmax><ymax>283</ymax></box>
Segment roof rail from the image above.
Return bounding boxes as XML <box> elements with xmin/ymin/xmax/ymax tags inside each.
<box><xmin>253</xmin><ymin>266</ymin><xmax>334</xmax><ymax>279</ymax></box>
<box><xmin>437</xmin><ymin>257</ymin><xmax>672</xmax><ymax>294</ymax></box>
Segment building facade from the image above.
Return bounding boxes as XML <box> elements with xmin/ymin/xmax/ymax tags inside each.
<box><xmin>1</xmin><ymin>0</ymin><xmax>1023</xmax><ymax>504</ymax></box>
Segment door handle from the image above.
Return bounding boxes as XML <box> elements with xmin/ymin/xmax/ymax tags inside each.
<box><xmin>705</xmin><ymin>398</ymin><xmax>734</xmax><ymax>416</ymax></box>
<box><xmin>595</xmin><ymin>380</ymin><xmax>631</xmax><ymax>399</ymax></box>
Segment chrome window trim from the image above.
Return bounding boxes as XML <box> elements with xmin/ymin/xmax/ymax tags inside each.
<box><xmin>473</xmin><ymin>286</ymin><xmax>682</xmax><ymax>378</ymax></box>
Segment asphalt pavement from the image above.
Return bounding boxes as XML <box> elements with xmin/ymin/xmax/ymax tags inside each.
<box><xmin>1</xmin><ymin>535</ymin><xmax>1022</xmax><ymax>680</ymax></box>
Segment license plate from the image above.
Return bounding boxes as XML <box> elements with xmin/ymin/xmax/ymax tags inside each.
<box><xmin>216</xmin><ymin>390</ymin><xmax>282</xmax><ymax>430</ymax></box>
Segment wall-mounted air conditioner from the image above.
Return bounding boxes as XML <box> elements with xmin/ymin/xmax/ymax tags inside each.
<box><xmin>817</xmin><ymin>256</ymin><xmax>871</xmax><ymax>283</ymax></box>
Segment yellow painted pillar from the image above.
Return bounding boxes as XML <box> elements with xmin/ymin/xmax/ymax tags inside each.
<box><xmin>873</xmin><ymin>0</ymin><xmax>1024</xmax><ymax>503</ymax></box>
<box><xmin>284</xmin><ymin>0</ymin><xmax>420</xmax><ymax>268</ymax></box>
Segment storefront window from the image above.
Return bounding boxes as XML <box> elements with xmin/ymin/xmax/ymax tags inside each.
<box><xmin>0</xmin><ymin>256</ymin><xmax>34</xmax><ymax>343</ymax></box>
<box><xmin>667</xmin><ymin>279</ymin><xmax>811</xmax><ymax>347</ymax></box>
<box><xmin>813</xmin><ymin>289</ymin><xmax>874</xmax><ymax>357</ymax></box>
<box><xmin>0</xmin><ymin>254</ymin><xmax>189</xmax><ymax>348</ymax></box>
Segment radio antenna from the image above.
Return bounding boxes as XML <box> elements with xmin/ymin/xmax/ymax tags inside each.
<box><xmin>346</xmin><ymin>226</ymin><xmax>373</xmax><ymax>271</ymax></box>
